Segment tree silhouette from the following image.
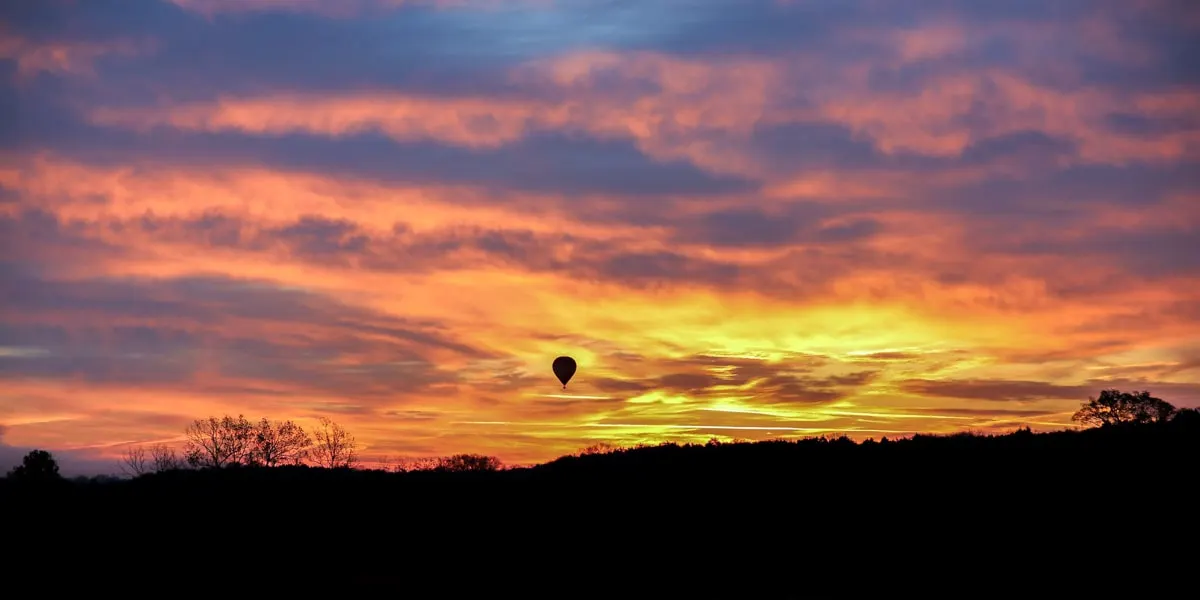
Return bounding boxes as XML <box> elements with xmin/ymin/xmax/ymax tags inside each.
<box><xmin>184</xmin><ymin>415</ymin><xmax>255</xmax><ymax>468</ymax></box>
<box><xmin>150</xmin><ymin>443</ymin><xmax>185</xmax><ymax>472</ymax></box>
<box><xmin>249</xmin><ymin>418</ymin><xmax>312</xmax><ymax>467</ymax></box>
<box><xmin>123</xmin><ymin>443</ymin><xmax>186</xmax><ymax>475</ymax></box>
<box><xmin>7</xmin><ymin>449</ymin><xmax>62</xmax><ymax>482</ymax></box>
<box><xmin>1072</xmin><ymin>389</ymin><xmax>1176</xmax><ymax>427</ymax></box>
<box><xmin>310</xmin><ymin>416</ymin><xmax>358</xmax><ymax>468</ymax></box>
<box><xmin>579</xmin><ymin>442</ymin><xmax>620</xmax><ymax>456</ymax></box>
<box><xmin>1171</xmin><ymin>407</ymin><xmax>1200</xmax><ymax>427</ymax></box>
<box><xmin>395</xmin><ymin>456</ymin><xmax>440</xmax><ymax>472</ymax></box>
<box><xmin>437</xmin><ymin>453</ymin><xmax>503</xmax><ymax>472</ymax></box>
<box><xmin>121</xmin><ymin>445</ymin><xmax>151</xmax><ymax>476</ymax></box>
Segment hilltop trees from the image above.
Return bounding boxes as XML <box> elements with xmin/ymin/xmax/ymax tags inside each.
<box><xmin>117</xmin><ymin>414</ymin><xmax>356</xmax><ymax>474</ymax></box>
<box><xmin>1072</xmin><ymin>389</ymin><xmax>1177</xmax><ymax>427</ymax></box>
<box><xmin>249</xmin><ymin>418</ymin><xmax>313</xmax><ymax>467</ymax></box>
<box><xmin>180</xmin><ymin>414</ymin><xmax>327</xmax><ymax>469</ymax></box>
<box><xmin>184</xmin><ymin>415</ymin><xmax>255</xmax><ymax>468</ymax></box>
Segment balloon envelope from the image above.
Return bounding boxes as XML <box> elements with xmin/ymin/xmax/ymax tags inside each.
<box><xmin>552</xmin><ymin>356</ymin><xmax>577</xmax><ymax>388</ymax></box>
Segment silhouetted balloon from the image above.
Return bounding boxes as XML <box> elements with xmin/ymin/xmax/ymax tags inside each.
<box><xmin>552</xmin><ymin>356</ymin><xmax>577</xmax><ymax>389</ymax></box>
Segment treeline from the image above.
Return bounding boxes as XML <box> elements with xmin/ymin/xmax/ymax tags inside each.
<box><xmin>6</xmin><ymin>409</ymin><xmax>1195</xmax><ymax>590</ymax></box>
<box><xmin>3</xmin><ymin>388</ymin><xmax>1197</xmax><ymax>486</ymax></box>
<box><xmin>121</xmin><ymin>414</ymin><xmax>361</xmax><ymax>475</ymax></box>
<box><xmin>119</xmin><ymin>413</ymin><xmax>506</xmax><ymax>477</ymax></box>
<box><xmin>128</xmin><ymin>387</ymin><xmax>1197</xmax><ymax>473</ymax></box>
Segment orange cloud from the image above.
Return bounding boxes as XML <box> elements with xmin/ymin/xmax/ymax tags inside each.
<box><xmin>0</xmin><ymin>32</ymin><xmax>153</xmax><ymax>80</ymax></box>
<box><xmin>83</xmin><ymin>49</ymin><xmax>1200</xmax><ymax>180</ymax></box>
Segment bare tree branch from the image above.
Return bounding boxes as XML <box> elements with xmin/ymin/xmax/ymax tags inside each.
<box><xmin>250</xmin><ymin>418</ymin><xmax>313</xmax><ymax>467</ymax></box>
<box><xmin>184</xmin><ymin>415</ymin><xmax>254</xmax><ymax>469</ymax></box>
<box><xmin>150</xmin><ymin>444</ymin><xmax>184</xmax><ymax>471</ymax></box>
<box><xmin>121</xmin><ymin>445</ymin><xmax>151</xmax><ymax>477</ymax></box>
<box><xmin>310</xmin><ymin>417</ymin><xmax>358</xmax><ymax>469</ymax></box>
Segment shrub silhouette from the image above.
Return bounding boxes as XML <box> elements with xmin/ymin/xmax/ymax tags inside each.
<box><xmin>436</xmin><ymin>453</ymin><xmax>503</xmax><ymax>472</ymax></box>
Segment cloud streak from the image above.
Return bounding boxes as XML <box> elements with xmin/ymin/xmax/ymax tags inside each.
<box><xmin>1</xmin><ymin>0</ymin><xmax>1198</xmax><ymax>469</ymax></box>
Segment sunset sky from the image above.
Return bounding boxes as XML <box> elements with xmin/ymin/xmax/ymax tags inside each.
<box><xmin>2</xmin><ymin>0</ymin><xmax>1199</xmax><ymax>475</ymax></box>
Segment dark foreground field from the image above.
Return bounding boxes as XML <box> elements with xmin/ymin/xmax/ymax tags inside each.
<box><xmin>4</xmin><ymin>423</ymin><xmax>1197</xmax><ymax>592</ymax></box>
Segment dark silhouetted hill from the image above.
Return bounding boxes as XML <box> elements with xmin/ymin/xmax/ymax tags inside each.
<box><xmin>4</xmin><ymin>422</ymin><xmax>1197</xmax><ymax>591</ymax></box>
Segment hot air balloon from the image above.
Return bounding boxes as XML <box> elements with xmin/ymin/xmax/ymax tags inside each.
<box><xmin>552</xmin><ymin>356</ymin><xmax>577</xmax><ymax>390</ymax></box>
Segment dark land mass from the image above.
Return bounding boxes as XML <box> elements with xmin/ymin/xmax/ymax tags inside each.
<box><xmin>4</xmin><ymin>421</ymin><xmax>1197</xmax><ymax>592</ymax></box>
